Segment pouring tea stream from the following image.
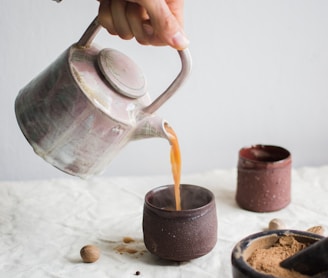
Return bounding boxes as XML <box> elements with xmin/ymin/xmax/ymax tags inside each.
<box><xmin>15</xmin><ymin>17</ymin><xmax>192</xmax><ymax>179</ymax></box>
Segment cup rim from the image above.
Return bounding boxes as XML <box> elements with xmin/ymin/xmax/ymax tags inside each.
<box><xmin>231</xmin><ymin>229</ymin><xmax>324</xmax><ymax>277</ymax></box>
<box><xmin>239</xmin><ymin>144</ymin><xmax>291</xmax><ymax>165</ymax></box>
<box><xmin>144</xmin><ymin>184</ymin><xmax>215</xmax><ymax>214</ymax></box>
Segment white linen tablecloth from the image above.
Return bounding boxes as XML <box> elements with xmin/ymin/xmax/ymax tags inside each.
<box><xmin>1</xmin><ymin>166</ymin><xmax>328</xmax><ymax>278</ymax></box>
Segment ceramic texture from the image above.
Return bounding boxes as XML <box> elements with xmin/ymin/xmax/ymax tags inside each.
<box><xmin>236</xmin><ymin>145</ymin><xmax>291</xmax><ymax>212</ymax></box>
<box><xmin>231</xmin><ymin>229</ymin><xmax>324</xmax><ymax>278</ymax></box>
<box><xmin>14</xmin><ymin>17</ymin><xmax>192</xmax><ymax>178</ymax></box>
<box><xmin>143</xmin><ymin>184</ymin><xmax>217</xmax><ymax>262</ymax></box>
<box><xmin>15</xmin><ymin>45</ymin><xmax>164</xmax><ymax>178</ymax></box>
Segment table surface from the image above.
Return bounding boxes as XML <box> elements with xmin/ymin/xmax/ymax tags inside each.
<box><xmin>1</xmin><ymin>166</ymin><xmax>328</xmax><ymax>278</ymax></box>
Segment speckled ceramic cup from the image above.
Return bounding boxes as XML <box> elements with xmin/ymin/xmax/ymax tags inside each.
<box><xmin>231</xmin><ymin>230</ymin><xmax>324</xmax><ymax>278</ymax></box>
<box><xmin>143</xmin><ymin>184</ymin><xmax>217</xmax><ymax>261</ymax></box>
<box><xmin>236</xmin><ymin>145</ymin><xmax>291</xmax><ymax>212</ymax></box>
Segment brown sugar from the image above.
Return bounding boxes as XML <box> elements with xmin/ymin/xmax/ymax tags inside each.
<box><xmin>247</xmin><ymin>235</ymin><xmax>310</xmax><ymax>278</ymax></box>
<box><xmin>114</xmin><ymin>237</ymin><xmax>147</xmax><ymax>257</ymax></box>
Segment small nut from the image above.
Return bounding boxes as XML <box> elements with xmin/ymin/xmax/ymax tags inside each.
<box><xmin>307</xmin><ymin>225</ymin><xmax>325</xmax><ymax>236</ymax></box>
<box><xmin>80</xmin><ymin>245</ymin><xmax>100</xmax><ymax>263</ymax></box>
<box><xmin>268</xmin><ymin>218</ymin><xmax>286</xmax><ymax>230</ymax></box>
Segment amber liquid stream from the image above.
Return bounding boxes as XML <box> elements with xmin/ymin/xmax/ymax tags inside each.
<box><xmin>165</xmin><ymin>124</ymin><xmax>182</xmax><ymax>211</ymax></box>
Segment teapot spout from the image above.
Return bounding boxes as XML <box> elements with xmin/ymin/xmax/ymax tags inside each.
<box><xmin>133</xmin><ymin>115</ymin><xmax>170</xmax><ymax>141</ymax></box>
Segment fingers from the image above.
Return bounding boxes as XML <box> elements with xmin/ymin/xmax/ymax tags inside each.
<box><xmin>98</xmin><ymin>0</ymin><xmax>189</xmax><ymax>49</ymax></box>
<box><xmin>127</xmin><ymin>0</ymin><xmax>189</xmax><ymax>49</ymax></box>
<box><xmin>126</xmin><ymin>2</ymin><xmax>176</xmax><ymax>47</ymax></box>
<box><xmin>98</xmin><ymin>0</ymin><xmax>133</xmax><ymax>40</ymax></box>
<box><xmin>98</xmin><ymin>0</ymin><xmax>117</xmax><ymax>35</ymax></box>
<box><xmin>126</xmin><ymin>3</ymin><xmax>152</xmax><ymax>45</ymax></box>
<box><xmin>111</xmin><ymin>0</ymin><xmax>133</xmax><ymax>39</ymax></box>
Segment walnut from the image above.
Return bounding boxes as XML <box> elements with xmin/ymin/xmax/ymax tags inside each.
<box><xmin>306</xmin><ymin>225</ymin><xmax>325</xmax><ymax>236</ymax></box>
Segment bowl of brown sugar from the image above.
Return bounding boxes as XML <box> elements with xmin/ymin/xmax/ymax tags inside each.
<box><xmin>231</xmin><ymin>230</ymin><xmax>324</xmax><ymax>278</ymax></box>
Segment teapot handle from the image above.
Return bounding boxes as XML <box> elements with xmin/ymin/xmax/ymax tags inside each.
<box><xmin>77</xmin><ymin>17</ymin><xmax>192</xmax><ymax>114</ymax></box>
<box><xmin>143</xmin><ymin>48</ymin><xmax>192</xmax><ymax>114</ymax></box>
<box><xmin>77</xmin><ymin>17</ymin><xmax>102</xmax><ymax>48</ymax></box>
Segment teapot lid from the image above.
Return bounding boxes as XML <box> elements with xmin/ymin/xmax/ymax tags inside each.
<box><xmin>97</xmin><ymin>48</ymin><xmax>147</xmax><ymax>99</ymax></box>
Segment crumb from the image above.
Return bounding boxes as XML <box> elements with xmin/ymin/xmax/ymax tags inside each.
<box><xmin>114</xmin><ymin>245</ymin><xmax>138</xmax><ymax>254</ymax></box>
<box><xmin>123</xmin><ymin>237</ymin><xmax>135</xmax><ymax>244</ymax></box>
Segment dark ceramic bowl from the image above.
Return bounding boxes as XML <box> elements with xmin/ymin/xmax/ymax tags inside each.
<box><xmin>143</xmin><ymin>184</ymin><xmax>217</xmax><ymax>261</ymax></box>
<box><xmin>231</xmin><ymin>230</ymin><xmax>324</xmax><ymax>278</ymax></box>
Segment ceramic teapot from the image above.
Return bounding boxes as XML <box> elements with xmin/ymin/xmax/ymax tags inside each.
<box><xmin>15</xmin><ymin>17</ymin><xmax>192</xmax><ymax>178</ymax></box>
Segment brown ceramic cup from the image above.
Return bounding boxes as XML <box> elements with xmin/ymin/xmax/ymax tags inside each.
<box><xmin>236</xmin><ymin>145</ymin><xmax>291</xmax><ymax>212</ymax></box>
<box><xmin>143</xmin><ymin>184</ymin><xmax>217</xmax><ymax>261</ymax></box>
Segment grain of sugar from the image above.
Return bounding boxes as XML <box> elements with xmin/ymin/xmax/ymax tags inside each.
<box><xmin>247</xmin><ymin>236</ymin><xmax>310</xmax><ymax>278</ymax></box>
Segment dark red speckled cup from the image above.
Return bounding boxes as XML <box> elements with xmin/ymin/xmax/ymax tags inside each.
<box><xmin>143</xmin><ymin>184</ymin><xmax>217</xmax><ymax>261</ymax></box>
<box><xmin>236</xmin><ymin>145</ymin><xmax>291</xmax><ymax>212</ymax></box>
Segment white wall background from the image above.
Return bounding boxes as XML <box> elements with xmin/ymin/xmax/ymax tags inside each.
<box><xmin>1</xmin><ymin>0</ymin><xmax>328</xmax><ymax>181</ymax></box>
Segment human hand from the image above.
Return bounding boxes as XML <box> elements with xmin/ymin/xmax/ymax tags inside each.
<box><xmin>98</xmin><ymin>0</ymin><xmax>189</xmax><ymax>50</ymax></box>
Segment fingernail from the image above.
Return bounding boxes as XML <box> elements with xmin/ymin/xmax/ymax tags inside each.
<box><xmin>172</xmin><ymin>31</ymin><xmax>190</xmax><ymax>49</ymax></box>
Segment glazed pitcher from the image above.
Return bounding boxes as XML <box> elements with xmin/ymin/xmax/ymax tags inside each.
<box><xmin>15</xmin><ymin>17</ymin><xmax>192</xmax><ymax>178</ymax></box>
